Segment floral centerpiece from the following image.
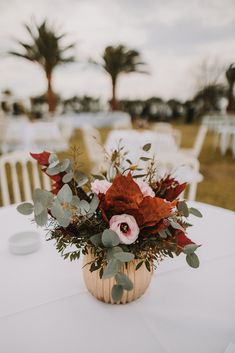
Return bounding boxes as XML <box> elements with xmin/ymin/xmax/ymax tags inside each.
<box><xmin>17</xmin><ymin>144</ymin><xmax>202</xmax><ymax>304</ymax></box>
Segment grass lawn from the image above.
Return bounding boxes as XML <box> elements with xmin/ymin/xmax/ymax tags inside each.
<box><xmin>1</xmin><ymin>123</ymin><xmax>235</xmax><ymax>211</ymax></box>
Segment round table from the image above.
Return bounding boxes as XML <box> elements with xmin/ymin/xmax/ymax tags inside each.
<box><xmin>0</xmin><ymin>202</ymin><xmax>235</xmax><ymax>353</ymax></box>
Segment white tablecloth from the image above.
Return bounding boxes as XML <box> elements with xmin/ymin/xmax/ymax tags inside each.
<box><xmin>0</xmin><ymin>202</ymin><xmax>235</xmax><ymax>353</ymax></box>
<box><xmin>2</xmin><ymin>120</ymin><xmax>68</xmax><ymax>153</ymax></box>
<box><xmin>57</xmin><ymin>111</ymin><xmax>131</xmax><ymax>128</ymax></box>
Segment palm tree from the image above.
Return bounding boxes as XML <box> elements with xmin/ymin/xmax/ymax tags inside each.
<box><xmin>226</xmin><ymin>64</ymin><xmax>235</xmax><ymax>112</ymax></box>
<box><xmin>10</xmin><ymin>19</ymin><xmax>75</xmax><ymax>112</ymax></box>
<box><xmin>102</xmin><ymin>45</ymin><xmax>147</xmax><ymax>110</ymax></box>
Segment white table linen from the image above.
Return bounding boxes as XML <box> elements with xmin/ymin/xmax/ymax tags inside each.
<box><xmin>57</xmin><ymin>111</ymin><xmax>131</xmax><ymax>128</ymax></box>
<box><xmin>0</xmin><ymin>202</ymin><xmax>235</xmax><ymax>353</ymax></box>
<box><xmin>2</xmin><ymin>121</ymin><xmax>68</xmax><ymax>153</ymax></box>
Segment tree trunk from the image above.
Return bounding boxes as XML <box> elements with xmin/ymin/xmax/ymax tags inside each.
<box><xmin>46</xmin><ymin>72</ymin><xmax>57</xmax><ymax>113</ymax></box>
<box><xmin>111</xmin><ymin>77</ymin><xmax>118</xmax><ymax>111</ymax></box>
<box><xmin>227</xmin><ymin>81</ymin><xmax>234</xmax><ymax>113</ymax></box>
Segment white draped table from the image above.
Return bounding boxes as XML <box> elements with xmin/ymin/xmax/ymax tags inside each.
<box><xmin>0</xmin><ymin>202</ymin><xmax>235</xmax><ymax>353</ymax></box>
<box><xmin>2</xmin><ymin>120</ymin><xmax>68</xmax><ymax>153</ymax></box>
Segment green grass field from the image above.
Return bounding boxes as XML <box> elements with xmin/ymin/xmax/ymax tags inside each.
<box><xmin>1</xmin><ymin>124</ymin><xmax>235</xmax><ymax>211</ymax></box>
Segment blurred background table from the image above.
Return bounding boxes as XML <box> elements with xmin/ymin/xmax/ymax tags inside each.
<box><xmin>1</xmin><ymin>119</ymin><xmax>68</xmax><ymax>153</ymax></box>
<box><xmin>0</xmin><ymin>202</ymin><xmax>234</xmax><ymax>353</ymax></box>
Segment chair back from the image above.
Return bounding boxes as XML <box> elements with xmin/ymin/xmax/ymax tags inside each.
<box><xmin>0</xmin><ymin>151</ymin><xmax>51</xmax><ymax>206</ymax></box>
<box><xmin>192</xmin><ymin>125</ymin><xmax>208</xmax><ymax>158</ymax></box>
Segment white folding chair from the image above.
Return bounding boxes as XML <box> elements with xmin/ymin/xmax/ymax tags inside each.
<box><xmin>57</xmin><ymin>120</ymin><xmax>74</xmax><ymax>142</ymax></box>
<box><xmin>81</xmin><ymin>126</ymin><xmax>107</xmax><ymax>173</ymax></box>
<box><xmin>180</xmin><ymin>125</ymin><xmax>208</xmax><ymax>158</ymax></box>
<box><xmin>0</xmin><ymin>151</ymin><xmax>51</xmax><ymax>206</ymax></box>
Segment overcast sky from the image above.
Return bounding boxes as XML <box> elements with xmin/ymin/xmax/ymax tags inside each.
<box><xmin>0</xmin><ymin>0</ymin><xmax>235</xmax><ymax>102</ymax></box>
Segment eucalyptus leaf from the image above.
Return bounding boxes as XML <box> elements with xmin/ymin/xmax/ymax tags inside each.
<box><xmin>46</xmin><ymin>165</ymin><xmax>61</xmax><ymax>176</ymax></box>
<box><xmin>106</xmin><ymin>246</ymin><xmax>123</xmax><ymax>260</ymax></box>
<box><xmin>115</xmin><ymin>272</ymin><xmax>133</xmax><ymax>291</ymax></box>
<box><xmin>186</xmin><ymin>253</ymin><xmax>200</xmax><ymax>268</ymax></box>
<box><xmin>177</xmin><ymin>201</ymin><xmax>189</xmax><ymax>217</ymax></box>
<box><xmin>183</xmin><ymin>244</ymin><xmax>199</xmax><ymax>255</ymax></box>
<box><xmin>79</xmin><ymin>200</ymin><xmax>90</xmax><ymax>216</ymax></box>
<box><xmin>74</xmin><ymin>171</ymin><xmax>89</xmax><ymax>187</ymax></box>
<box><xmin>57</xmin><ymin>184</ymin><xmax>73</xmax><ymax>203</ymax></box>
<box><xmin>89</xmin><ymin>194</ymin><xmax>99</xmax><ymax>213</ymax></box>
<box><xmin>59</xmin><ymin>159</ymin><xmax>70</xmax><ymax>172</ymax></box>
<box><xmin>102</xmin><ymin>259</ymin><xmax>120</xmax><ymax>279</ymax></box>
<box><xmin>111</xmin><ymin>284</ymin><xmax>123</xmax><ymax>302</ymax></box>
<box><xmin>142</xmin><ymin>143</ymin><xmax>151</xmax><ymax>152</ymax></box>
<box><xmin>33</xmin><ymin>189</ymin><xmax>53</xmax><ymax>207</ymax></box>
<box><xmin>62</xmin><ymin>172</ymin><xmax>73</xmax><ymax>183</ymax></box>
<box><xmin>189</xmin><ymin>207</ymin><xmax>203</xmax><ymax>218</ymax></box>
<box><xmin>170</xmin><ymin>220</ymin><xmax>185</xmax><ymax>232</ymax></box>
<box><xmin>17</xmin><ymin>202</ymin><xmax>34</xmax><ymax>215</ymax></box>
<box><xmin>71</xmin><ymin>195</ymin><xmax>80</xmax><ymax>207</ymax></box>
<box><xmin>51</xmin><ymin>199</ymin><xmax>65</xmax><ymax>220</ymax></box>
<box><xmin>35</xmin><ymin>209</ymin><xmax>48</xmax><ymax>226</ymax></box>
<box><xmin>114</xmin><ymin>252</ymin><xmax>134</xmax><ymax>263</ymax></box>
<box><xmin>49</xmin><ymin>160</ymin><xmax>60</xmax><ymax>169</ymax></box>
<box><xmin>102</xmin><ymin>229</ymin><xmax>120</xmax><ymax>247</ymax></box>
<box><xmin>34</xmin><ymin>201</ymin><xmax>44</xmax><ymax>216</ymax></box>
<box><xmin>90</xmin><ymin>233</ymin><xmax>102</xmax><ymax>247</ymax></box>
<box><xmin>52</xmin><ymin>203</ymin><xmax>71</xmax><ymax>227</ymax></box>
<box><xmin>48</xmin><ymin>153</ymin><xmax>58</xmax><ymax>164</ymax></box>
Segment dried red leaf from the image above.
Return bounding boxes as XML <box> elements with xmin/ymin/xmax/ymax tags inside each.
<box><xmin>30</xmin><ymin>151</ymin><xmax>64</xmax><ymax>195</ymax></box>
<box><xmin>139</xmin><ymin>197</ymin><xmax>175</xmax><ymax>228</ymax></box>
<box><xmin>173</xmin><ymin>229</ymin><xmax>194</xmax><ymax>248</ymax></box>
<box><xmin>30</xmin><ymin>151</ymin><xmax>51</xmax><ymax>166</ymax></box>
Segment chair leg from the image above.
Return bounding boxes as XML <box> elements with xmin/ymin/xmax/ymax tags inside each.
<box><xmin>188</xmin><ymin>182</ymin><xmax>197</xmax><ymax>201</ymax></box>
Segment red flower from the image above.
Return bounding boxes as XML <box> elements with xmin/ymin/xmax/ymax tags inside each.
<box><xmin>99</xmin><ymin>173</ymin><xmax>175</xmax><ymax>233</ymax></box>
<box><xmin>154</xmin><ymin>175</ymin><xmax>187</xmax><ymax>201</ymax></box>
<box><xmin>30</xmin><ymin>151</ymin><xmax>64</xmax><ymax>194</ymax></box>
<box><xmin>173</xmin><ymin>229</ymin><xmax>194</xmax><ymax>248</ymax></box>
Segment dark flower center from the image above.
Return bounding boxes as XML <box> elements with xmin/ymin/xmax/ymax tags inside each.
<box><xmin>120</xmin><ymin>222</ymin><xmax>129</xmax><ymax>233</ymax></box>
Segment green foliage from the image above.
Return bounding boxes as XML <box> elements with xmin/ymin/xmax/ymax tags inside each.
<box><xmin>102</xmin><ymin>229</ymin><xmax>120</xmax><ymax>247</ymax></box>
<box><xmin>102</xmin><ymin>259</ymin><xmax>121</xmax><ymax>279</ymax></box>
<box><xmin>10</xmin><ymin>19</ymin><xmax>75</xmax><ymax>74</ymax></box>
<box><xmin>17</xmin><ymin>202</ymin><xmax>34</xmax><ymax>215</ymax></box>
<box><xmin>113</xmin><ymin>251</ymin><xmax>134</xmax><ymax>263</ymax></box>
<box><xmin>186</xmin><ymin>253</ymin><xmax>200</xmax><ymax>268</ymax></box>
<box><xmin>177</xmin><ymin>201</ymin><xmax>189</xmax><ymax>217</ymax></box>
<box><xmin>189</xmin><ymin>207</ymin><xmax>203</xmax><ymax>218</ymax></box>
<box><xmin>57</xmin><ymin>184</ymin><xmax>73</xmax><ymax>203</ymax></box>
<box><xmin>111</xmin><ymin>285</ymin><xmax>123</xmax><ymax>302</ymax></box>
<box><xmin>115</xmin><ymin>272</ymin><xmax>133</xmax><ymax>291</ymax></box>
<box><xmin>183</xmin><ymin>244</ymin><xmax>199</xmax><ymax>255</ymax></box>
<box><xmin>142</xmin><ymin>143</ymin><xmax>151</xmax><ymax>152</ymax></box>
<box><xmin>102</xmin><ymin>44</ymin><xmax>147</xmax><ymax>81</ymax></box>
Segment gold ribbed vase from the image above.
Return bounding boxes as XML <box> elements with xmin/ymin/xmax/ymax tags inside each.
<box><xmin>83</xmin><ymin>252</ymin><xmax>153</xmax><ymax>304</ymax></box>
